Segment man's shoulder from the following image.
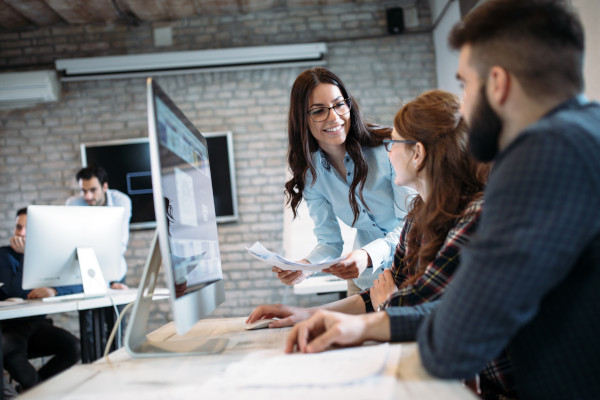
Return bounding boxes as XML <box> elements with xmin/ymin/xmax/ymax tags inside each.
<box><xmin>106</xmin><ymin>189</ymin><xmax>131</xmax><ymax>204</ymax></box>
<box><xmin>501</xmin><ymin>102</ymin><xmax>600</xmax><ymax>165</ymax></box>
<box><xmin>0</xmin><ymin>245</ymin><xmax>20</xmax><ymax>266</ymax></box>
<box><xmin>0</xmin><ymin>245</ymin><xmax>13</xmax><ymax>257</ymax></box>
<box><xmin>65</xmin><ymin>195</ymin><xmax>86</xmax><ymax>206</ymax></box>
<box><xmin>107</xmin><ymin>188</ymin><xmax>130</xmax><ymax>199</ymax></box>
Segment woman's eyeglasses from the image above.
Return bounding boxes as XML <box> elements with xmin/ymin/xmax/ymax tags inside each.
<box><xmin>383</xmin><ymin>139</ymin><xmax>417</xmax><ymax>152</ymax></box>
<box><xmin>307</xmin><ymin>98</ymin><xmax>352</xmax><ymax>122</ymax></box>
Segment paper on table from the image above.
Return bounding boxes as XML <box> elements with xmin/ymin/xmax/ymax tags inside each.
<box><xmin>194</xmin><ymin>343</ymin><xmax>399</xmax><ymax>400</ymax></box>
<box><xmin>246</xmin><ymin>241</ymin><xmax>344</xmax><ymax>272</ymax></box>
<box><xmin>224</xmin><ymin>343</ymin><xmax>391</xmax><ymax>386</ymax></box>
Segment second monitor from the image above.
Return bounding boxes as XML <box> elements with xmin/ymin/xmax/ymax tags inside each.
<box><xmin>23</xmin><ymin>205</ymin><xmax>125</xmax><ymax>295</ymax></box>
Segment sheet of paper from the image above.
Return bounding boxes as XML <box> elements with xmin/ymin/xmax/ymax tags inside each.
<box><xmin>196</xmin><ymin>343</ymin><xmax>399</xmax><ymax>400</ymax></box>
<box><xmin>224</xmin><ymin>343</ymin><xmax>390</xmax><ymax>386</ymax></box>
<box><xmin>246</xmin><ymin>241</ymin><xmax>344</xmax><ymax>272</ymax></box>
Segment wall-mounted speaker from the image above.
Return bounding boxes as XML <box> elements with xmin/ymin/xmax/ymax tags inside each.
<box><xmin>386</xmin><ymin>7</ymin><xmax>404</xmax><ymax>35</ymax></box>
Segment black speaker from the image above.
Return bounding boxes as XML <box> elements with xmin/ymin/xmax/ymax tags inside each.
<box><xmin>386</xmin><ymin>7</ymin><xmax>404</xmax><ymax>35</ymax></box>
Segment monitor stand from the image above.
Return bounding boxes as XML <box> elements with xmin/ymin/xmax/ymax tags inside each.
<box><xmin>125</xmin><ymin>231</ymin><xmax>228</xmax><ymax>358</ymax></box>
<box><xmin>77</xmin><ymin>247</ymin><xmax>109</xmax><ymax>297</ymax></box>
<box><xmin>42</xmin><ymin>247</ymin><xmax>109</xmax><ymax>302</ymax></box>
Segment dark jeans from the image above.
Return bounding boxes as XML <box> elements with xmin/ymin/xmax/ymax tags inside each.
<box><xmin>3</xmin><ymin>318</ymin><xmax>80</xmax><ymax>389</ymax></box>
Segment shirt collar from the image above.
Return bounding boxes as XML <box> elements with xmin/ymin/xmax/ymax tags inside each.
<box><xmin>104</xmin><ymin>190</ymin><xmax>112</xmax><ymax>206</ymax></box>
<box><xmin>317</xmin><ymin>149</ymin><xmax>352</xmax><ymax>172</ymax></box>
<box><xmin>544</xmin><ymin>93</ymin><xmax>589</xmax><ymax>119</ymax></box>
<box><xmin>318</xmin><ymin>149</ymin><xmax>331</xmax><ymax>171</ymax></box>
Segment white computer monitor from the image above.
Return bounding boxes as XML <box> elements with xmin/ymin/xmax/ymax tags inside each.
<box><xmin>23</xmin><ymin>205</ymin><xmax>125</xmax><ymax>295</ymax></box>
<box><xmin>125</xmin><ymin>78</ymin><xmax>226</xmax><ymax>357</ymax></box>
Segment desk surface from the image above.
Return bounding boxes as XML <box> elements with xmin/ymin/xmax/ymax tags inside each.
<box><xmin>0</xmin><ymin>289</ymin><xmax>137</xmax><ymax>320</ymax></box>
<box><xmin>0</xmin><ymin>288</ymin><xmax>169</xmax><ymax>320</ymax></box>
<box><xmin>19</xmin><ymin>317</ymin><xmax>477</xmax><ymax>400</ymax></box>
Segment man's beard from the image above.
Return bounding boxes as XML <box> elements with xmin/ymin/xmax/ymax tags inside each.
<box><xmin>467</xmin><ymin>85</ymin><xmax>503</xmax><ymax>162</ymax></box>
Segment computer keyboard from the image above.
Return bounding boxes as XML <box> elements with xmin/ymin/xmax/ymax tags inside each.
<box><xmin>42</xmin><ymin>293</ymin><xmax>104</xmax><ymax>302</ymax></box>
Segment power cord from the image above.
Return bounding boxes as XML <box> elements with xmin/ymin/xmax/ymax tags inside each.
<box><xmin>102</xmin><ymin>292</ymin><xmax>168</xmax><ymax>359</ymax></box>
<box><xmin>103</xmin><ymin>300</ymin><xmax>135</xmax><ymax>359</ymax></box>
<box><xmin>105</xmin><ymin>290</ymin><xmax>122</xmax><ymax>348</ymax></box>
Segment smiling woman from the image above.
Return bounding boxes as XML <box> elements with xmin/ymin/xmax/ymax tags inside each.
<box><xmin>269</xmin><ymin>67</ymin><xmax>413</xmax><ymax>295</ymax></box>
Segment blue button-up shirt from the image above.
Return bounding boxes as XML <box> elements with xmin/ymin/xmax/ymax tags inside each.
<box><xmin>303</xmin><ymin>145</ymin><xmax>414</xmax><ymax>289</ymax></box>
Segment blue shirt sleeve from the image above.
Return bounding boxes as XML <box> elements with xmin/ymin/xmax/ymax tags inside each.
<box><xmin>303</xmin><ymin>182</ymin><xmax>345</xmax><ymax>263</ymax></box>
<box><xmin>54</xmin><ymin>284</ymin><xmax>83</xmax><ymax>296</ymax></box>
<box><xmin>0</xmin><ymin>246</ymin><xmax>30</xmax><ymax>299</ymax></box>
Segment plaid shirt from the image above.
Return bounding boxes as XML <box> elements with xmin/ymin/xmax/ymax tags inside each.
<box><xmin>360</xmin><ymin>197</ymin><xmax>483</xmax><ymax>312</ymax></box>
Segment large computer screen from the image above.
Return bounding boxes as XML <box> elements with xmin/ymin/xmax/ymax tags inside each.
<box><xmin>126</xmin><ymin>78</ymin><xmax>226</xmax><ymax>356</ymax></box>
<box><xmin>152</xmin><ymin>86</ymin><xmax>224</xmax><ymax>296</ymax></box>
<box><xmin>23</xmin><ymin>205</ymin><xmax>124</xmax><ymax>290</ymax></box>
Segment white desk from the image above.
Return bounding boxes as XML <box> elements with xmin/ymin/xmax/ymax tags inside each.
<box><xmin>0</xmin><ymin>289</ymin><xmax>143</xmax><ymax>361</ymax></box>
<box><xmin>0</xmin><ymin>289</ymin><xmax>139</xmax><ymax>320</ymax></box>
<box><xmin>18</xmin><ymin>317</ymin><xmax>478</xmax><ymax>400</ymax></box>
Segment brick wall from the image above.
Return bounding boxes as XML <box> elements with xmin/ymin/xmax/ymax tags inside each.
<box><xmin>0</xmin><ymin>1</ymin><xmax>436</xmax><ymax>335</ymax></box>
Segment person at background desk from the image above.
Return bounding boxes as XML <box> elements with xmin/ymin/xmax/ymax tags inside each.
<box><xmin>286</xmin><ymin>1</ymin><xmax>600</xmax><ymax>399</ymax></box>
<box><xmin>0</xmin><ymin>207</ymin><xmax>81</xmax><ymax>392</ymax></box>
<box><xmin>66</xmin><ymin>165</ymin><xmax>131</xmax><ymax>289</ymax></box>
<box><xmin>274</xmin><ymin>67</ymin><xmax>413</xmax><ymax>295</ymax></box>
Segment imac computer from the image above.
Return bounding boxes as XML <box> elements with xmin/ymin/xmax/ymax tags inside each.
<box><xmin>23</xmin><ymin>205</ymin><xmax>125</xmax><ymax>298</ymax></box>
<box><xmin>125</xmin><ymin>78</ymin><xmax>226</xmax><ymax>357</ymax></box>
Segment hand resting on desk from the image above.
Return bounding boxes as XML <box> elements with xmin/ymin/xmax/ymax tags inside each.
<box><xmin>246</xmin><ymin>304</ymin><xmax>315</xmax><ymax>328</ymax></box>
<box><xmin>110</xmin><ymin>282</ymin><xmax>129</xmax><ymax>290</ymax></box>
<box><xmin>27</xmin><ymin>287</ymin><xmax>58</xmax><ymax>299</ymax></box>
<box><xmin>285</xmin><ymin>310</ymin><xmax>391</xmax><ymax>354</ymax></box>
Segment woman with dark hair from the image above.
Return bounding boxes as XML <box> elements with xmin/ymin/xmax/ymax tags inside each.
<box><xmin>275</xmin><ymin>67</ymin><xmax>413</xmax><ymax>294</ymax></box>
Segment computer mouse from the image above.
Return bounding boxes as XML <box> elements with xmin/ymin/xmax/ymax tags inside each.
<box><xmin>245</xmin><ymin>318</ymin><xmax>277</xmax><ymax>330</ymax></box>
<box><xmin>5</xmin><ymin>297</ymin><xmax>24</xmax><ymax>303</ymax></box>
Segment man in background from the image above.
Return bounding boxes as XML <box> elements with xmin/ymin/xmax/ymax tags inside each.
<box><xmin>66</xmin><ymin>165</ymin><xmax>132</xmax><ymax>288</ymax></box>
<box><xmin>285</xmin><ymin>1</ymin><xmax>600</xmax><ymax>399</ymax></box>
<box><xmin>0</xmin><ymin>208</ymin><xmax>81</xmax><ymax>392</ymax></box>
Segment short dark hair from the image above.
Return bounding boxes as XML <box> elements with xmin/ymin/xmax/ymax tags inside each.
<box><xmin>75</xmin><ymin>165</ymin><xmax>109</xmax><ymax>186</ymax></box>
<box><xmin>449</xmin><ymin>0</ymin><xmax>584</xmax><ymax>98</ymax></box>
<box><xmin>16</xmin><ymin>207</ymin><xmax>27</xmax><ymax>217</ymax></box>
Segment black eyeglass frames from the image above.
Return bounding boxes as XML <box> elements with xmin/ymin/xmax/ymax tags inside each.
<box><xmin>307</xmin><ymin>98</ymin><xmax>352</xmax><ymax>122</ymax></box>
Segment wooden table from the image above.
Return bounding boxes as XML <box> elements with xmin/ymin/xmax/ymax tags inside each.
<box><xmin>17</xmin><ymin>317</ymin><xmax>478</xmax><ymax>400</ymax></box>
